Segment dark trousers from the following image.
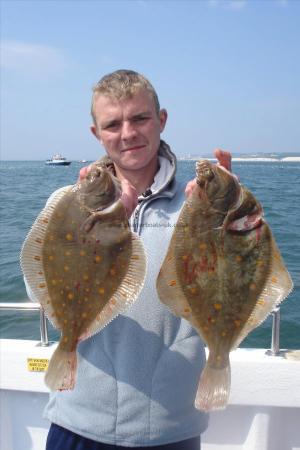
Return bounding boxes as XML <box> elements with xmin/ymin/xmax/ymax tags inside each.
<box><xmin>46</xmin><ymin>424</ymin><xmax>201</xmax><ymax>450</ymax></box>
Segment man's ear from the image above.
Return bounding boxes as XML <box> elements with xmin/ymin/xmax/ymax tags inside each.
<box><xmin>90</xmin><ymin>125</ymin><xmax>99</xmax><ymax>139</ymax></box>
<box><xmin>159</xmin><ymin>109</ymin><xmax>168</xmax><ymax>132</ymax></box>
<box><xmin>90</xmin><ymin>125</ymin><xmax>103</xmax><ymax>145</ymax></box>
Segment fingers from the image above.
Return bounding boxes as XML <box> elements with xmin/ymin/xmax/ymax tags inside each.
<box><xmin>78</xmin><ymin>165</ymin><xmax>92</xmax><ymax>182</ymax></box>
<box><xmin>120</xmin><ymin>180</ymin><xmax>138</xmax><ymax>218</ymax></box>
<box><xmin>185</xmin><ymin>178</ymin><xmax>197</xmax><ymax>198</ymax></box>
<box><xmin>214</xmin><ymin>148</ymin><xmax>232</xmax><ymax>172</ymax></box>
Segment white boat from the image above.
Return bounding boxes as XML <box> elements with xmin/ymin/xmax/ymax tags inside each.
<box><xmin>0</xmin><ymin>304</ymin><xmax>300</xmax><ymax>450</ymax></box>
<box><xmin>45</xmin><ymin>154</ymin><xmax>71</xmax><ymax>166</ymax></box>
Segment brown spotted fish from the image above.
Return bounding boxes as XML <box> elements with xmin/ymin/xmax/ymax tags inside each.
<box><xmin>21</xmin><ymin>164</ymin><xmax>146</xmax><ymax>391</ymax></box>
<box><xmin>157</xmin><ymin>160</ymin><xmax>293</xmax><ymax>411</ymax></box>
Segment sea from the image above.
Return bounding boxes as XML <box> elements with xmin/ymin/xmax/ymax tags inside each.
<box><xmin>0</xmin><ymin>154</ymin><xmax>299</xmax><ymax>349</ymax></box>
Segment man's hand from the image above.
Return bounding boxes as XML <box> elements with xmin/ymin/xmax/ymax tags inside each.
<box><xmin>78</xmin><ymin>164</ymin><xmax>137</xmax><ymax>218</ymax></box>
<box><xmin>185</xmin><ymin>148</ymin><xmax>232</xmax><ymax>198</ymax></box>
<box><xmin>78</xmin><ymin>165</ymin><xmax>92</xmax><ymax>182</ymax></box>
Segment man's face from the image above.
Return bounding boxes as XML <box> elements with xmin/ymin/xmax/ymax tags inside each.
<box><xmin>91</xmin><ymin>89</ymin><xmax>167</xmax><ymax>172</ymax></box>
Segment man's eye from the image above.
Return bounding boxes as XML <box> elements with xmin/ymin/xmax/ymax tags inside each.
<box><xmin>104</xmin><ymin>122</ymin><xmax>119</xmax><ymax>130</ymax></box>
<box><xmin>134</xmin><ymin>116</ymin><xmax>148</xmax><ymax>123</ymax></box>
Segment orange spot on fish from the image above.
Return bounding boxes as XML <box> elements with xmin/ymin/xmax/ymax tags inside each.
<box><xmin>83</xmin><ymin>274</ymin><xmax>89</xmax><ymax>281</ymax></box>
<box><xmin>234</xmin><ymin>320</ymin><xmax>241</xmax><ymax>327</ymax></box>
<box><xmin>63</xmin><ymin>336</ymin><xmax>68</xmax><ymax>343</ymax></box>
<box><xmin>65</xmin><ymin>250</ymin><xmax>72</xmax><ymax>256</ymax></box>
<box><xmin>235</xmin><ymin>255</ymin><xmax>242</xmax><ymax>263</ymax></box>
<box><xmin>85</xmin><ymin>288</ymin><xmax>90</xmax><ymax>293</ymax></box>
<box><xmin>182</xmin><ymin>255</ymin><xmax>189</xmax><ymax>261</ymax></box>
<box><xmin>81</xmin><ymin>312</ymin><xmax>87</xmax><ymax>318</ymax></box>
<box><xmin>110</xmin><ymin>298</ymin><xmax>117</xmax><ymax>305</ymax></box>
<box><xmin>184</xmin><ymin>307</ymin><xmax>191</xmax><ymax>314</ymax></box>
<box><xmin>64</xmin><ymin>265</ymin><xmax>70</xmax><ymax>272</ymax></box>
<box><xmin>221</xmin><ymin>331</ymin><xmax>227</xmax><ymax>337</ymax></box>
<box><xmin>189</xmin><ymin>287</ymin><xmax>197</xmax><ymax>294</ymax></box>
<box><xmin>256</xmin><ymin>259</ymin><xmax>264</xmax><ymax>266</ymax></box>
<box><xmin>199</xmin><ymin>243</ymin><xmax>207</xmax><ymax>251</ymax></box>
<box><xmin>80</xmin><ymin>250</ymin><xmax>86</xmax><ymax>256</ymax></box>
<box><xmin>66</xmin><ymin>233</ymin><xmax>73</xmax><ymax>241</ymax></box>
<box><xmin>98</xmin><ymin>287</ymin><xmax>105</xmax><ymax>295</ymax></box>
<box><xmin>250</xmin><ymin>283</ymin><xmax>256</xmax><ymax>290</ymax></box>
<box><xmin>168</xmin><ymin>280</ymin><xmax>177</xmax><ymax>286</ymax></box>
<box><xmin>214</xmin><ymin>303</ymin><xmax>222</xmax><ymax>311</ymax></box>
<box><xmin>94</xmin><ymin>255</ymin><xmax>102</xmax><ymax>263</ymax></box>
<box><xmin>110</xmin><ymin>268</ymin><xmax>116</xmax><ymax>276</ymax></box>
<box><xmin>67</xmin><ymin>293</ymin><xmax>74</xmax><ymax>300</ymax></box>
<box><xmin>271</xmin><ymin>276</ymin><xmax>278</xmax><ymax>283</ymax></box>
<box><xmin>48</xmin><ymin>255</ymin><xmax>54</xmax><ymax>261</ymax></box>
<box><xmin>51</xmin><ymin>279</ymin><xmax>57</xmax><ymax>285</ymax></box>
<box><xmin>38</xmin><ymin>283</ymin><xmax>46</xmax><ymax>288</ymax></box>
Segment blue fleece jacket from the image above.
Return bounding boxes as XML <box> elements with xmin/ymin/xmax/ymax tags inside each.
<box><xmin>42</xmin><ymin>141</ymin><xmax>209</xmax><ymax>446</ymax></box>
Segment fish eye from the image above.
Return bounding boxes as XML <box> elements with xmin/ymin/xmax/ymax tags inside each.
<box><xmin>204</xmin><ymin>168</ymin><xmax>214</xmax><ymax>179</ymax></box>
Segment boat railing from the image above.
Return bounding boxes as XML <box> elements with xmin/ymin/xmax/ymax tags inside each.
<box><xmin>0</xmin><ymin>303</ymin><xmax>282</xmax><ymax>355</ymax></box>
<box><xmin>0</xmin><ymin>302</ymin><xmax>49</xmax><ymax>346</ymax></box>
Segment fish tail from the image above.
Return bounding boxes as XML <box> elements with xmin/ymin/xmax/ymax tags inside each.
<box><xmin>44</xmin><ymin>343</ymin><xmax>77</xmax><ymax>391</ymax></box>
<box><xmin>195</xmin><ymin>353</ymin><xmax>231</xmax><ymax>411</ymax></box>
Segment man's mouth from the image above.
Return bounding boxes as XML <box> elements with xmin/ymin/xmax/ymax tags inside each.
<box><xmin>121</xmin><ymin>145</ymin><xmax>146</xmax><ymax>152</ymax></box>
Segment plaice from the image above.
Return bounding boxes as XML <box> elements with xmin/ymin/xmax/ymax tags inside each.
<box><xmin>21</xmin><ymin>164</ymin><xmax>146</xmax><ymax>391</ymax></box>
<box><xmin>157</xmin><ymin>160</ymin><xmax>293</xmax><ymax>411</ymax></box>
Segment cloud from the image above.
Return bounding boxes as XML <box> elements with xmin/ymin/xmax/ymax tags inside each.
<box><xmin>0</xmin><ymin>40</ymin><xmax>67</xmax><ymax>76</ymax></box>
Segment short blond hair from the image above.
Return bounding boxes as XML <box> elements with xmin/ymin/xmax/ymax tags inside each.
<box><xmin>91</xmin><ymin>69</ymin><xmax>160</xmax><ymax>125</ymax></box>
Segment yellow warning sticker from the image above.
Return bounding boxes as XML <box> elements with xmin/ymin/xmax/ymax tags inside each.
<box><xmin>27</xmin><ymin>358</ymin><xmax>49</xmax><ymax>372</ymax></box>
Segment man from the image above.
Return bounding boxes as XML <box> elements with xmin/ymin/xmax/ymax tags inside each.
<box><xmin>44</xmin><ymin>70</ymin><xmax>231</xmax><ymax>450</ymax></box>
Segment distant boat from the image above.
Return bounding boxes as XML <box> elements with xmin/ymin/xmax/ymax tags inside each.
<box><xmin>45</xmin><ymin>154</ymin><xmax>71</xmax><ymax>166</ymax></box>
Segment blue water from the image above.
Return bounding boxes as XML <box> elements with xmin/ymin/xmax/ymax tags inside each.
<box><xmin>0</xmin><ymin>159</ymin><xmax>299</xmax><ymax>348</ymax></box>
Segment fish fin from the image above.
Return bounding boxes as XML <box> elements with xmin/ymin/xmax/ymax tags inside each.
<box><xmin>20</xmin><ymin>186</ymin><xmax>72</xmax><ymax>329</ymax></box>
<box><xmin>45</xmin><ymin>343</ymin><xmax>77</xmax><ymax>391</ymax></box>
<box><xmin>81</xmin><ymin>232</ymin><xmax>147</xmax><ymax>339</ymax></box>
<box><xmin>156</xmin><ymin>247</ymin><xmax>195</xmax><ymax>322</ymax></box>
<box><xmin>195</xmin><ymin>352</ymin><xmax>231</xmax><ymax>412</ymax></box>
<box><xmin>232</xmin><ymin>230</ymin><xmax>293</xmax><ymax>349</ymax></box>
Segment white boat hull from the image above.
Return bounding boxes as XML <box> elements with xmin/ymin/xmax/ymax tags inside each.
<box><xmin>1</xmin><ymin>339</ymin><xmax>300</xmax><ymax>450</ymax></box>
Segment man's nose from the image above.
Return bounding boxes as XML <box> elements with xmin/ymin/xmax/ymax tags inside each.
<box><xmin>121</xmin><ymin>121</ymin><xmax>137</xmax><ymax>140</ymax></box>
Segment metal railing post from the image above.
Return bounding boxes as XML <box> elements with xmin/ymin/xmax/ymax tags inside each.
<box><xmin>266</xmin><ymin>307</ymin><xmax>281</xmax><ymax>356</ymax></box>
<box><xmin>39</xmin><ymin>308</ymin><xmax>49</xmax><ymax>346</ymax></box>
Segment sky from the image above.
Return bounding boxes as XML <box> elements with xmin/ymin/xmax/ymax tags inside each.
<box><xmin>1</xmin><ymin>0</ymin><xmax>300</xmax><ymax>160</ymax></box>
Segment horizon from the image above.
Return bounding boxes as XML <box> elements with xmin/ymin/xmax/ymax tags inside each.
<box><xmin>2</xmin><ymin>150</ymin><xmax>300</xmax><ymax>163</ymax></box>
<box><xmin>1</xmin><ymin>0</ymin><xmax>300</xmax><ymax>160</ymax></box>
